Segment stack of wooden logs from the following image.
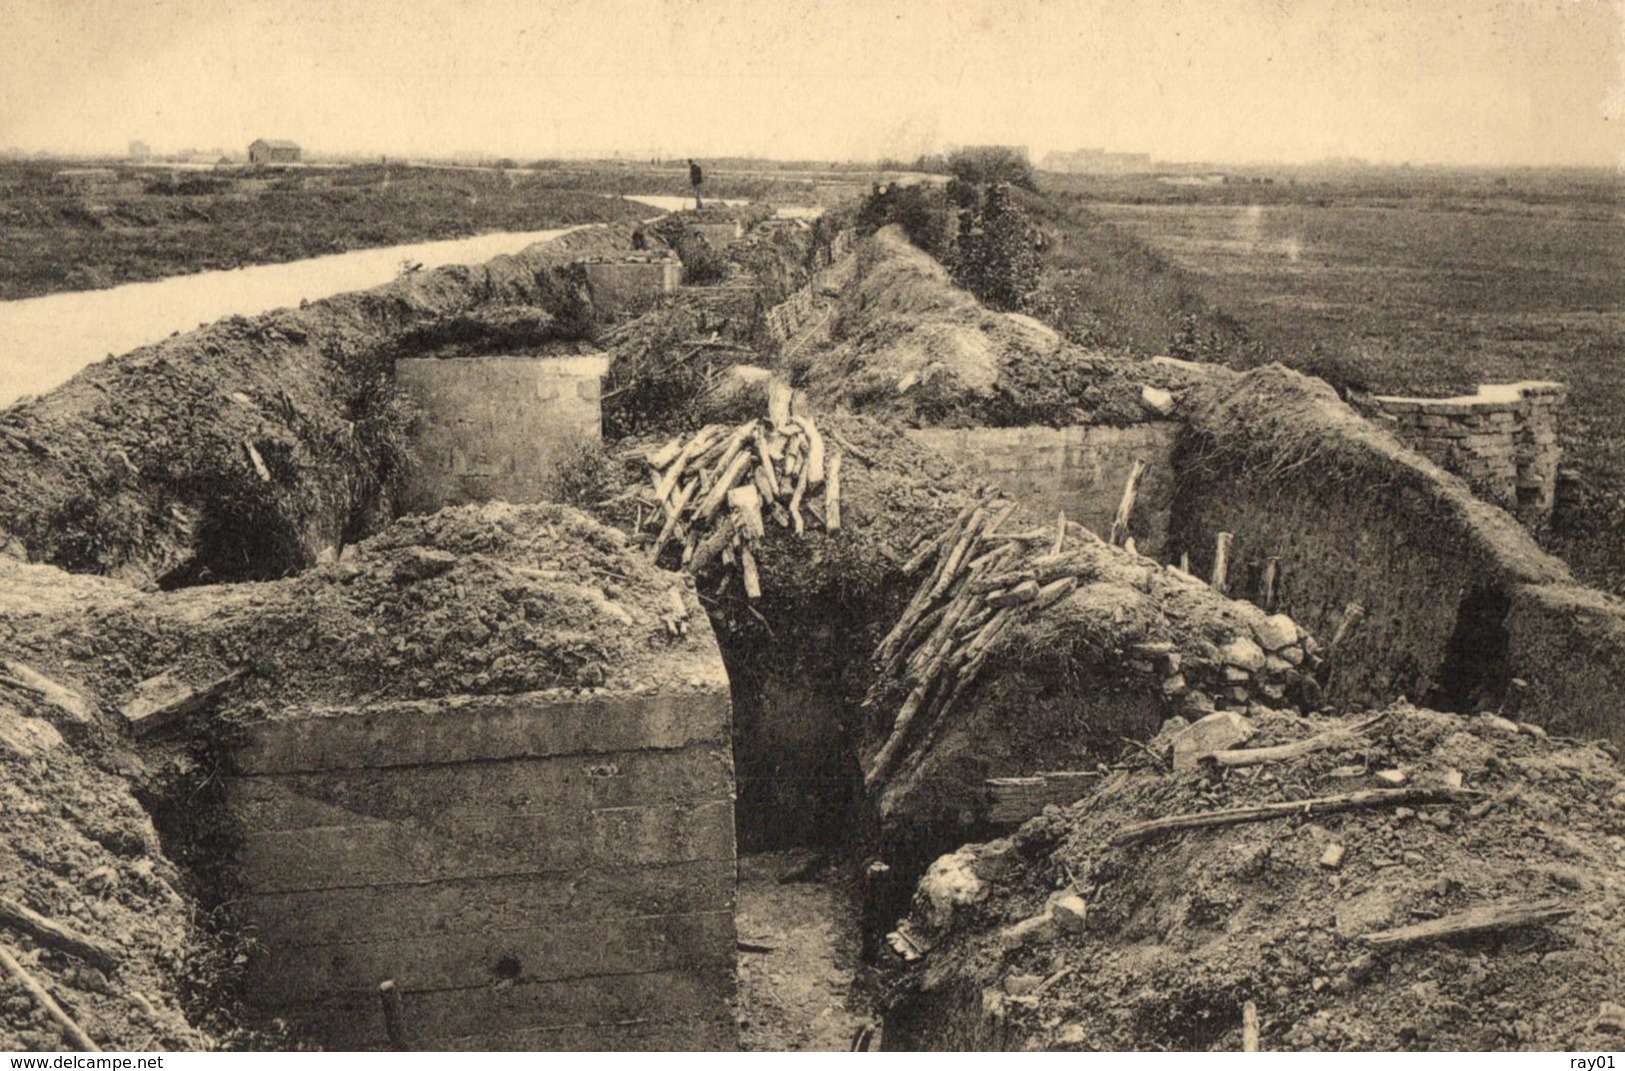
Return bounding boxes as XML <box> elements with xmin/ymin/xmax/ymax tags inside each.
<box><xmin>640</xmin><ymin>382</ymin><xmax>842</xmax><ymax>599</ymax></box>
<box><xmin>867</xmin><ymin>494</ymin><xmax>1098</xmax><ymax>789</ymax></box>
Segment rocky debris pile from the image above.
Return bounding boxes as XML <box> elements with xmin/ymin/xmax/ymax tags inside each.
<box><xmin>881</xmin><ymin>703</ymin><xmax>1625</xmax><ymax>1051</ymax></box>
<box><xmin>800</xmin><ymin>227</ymin><xmax>1146</xmax><ymax>428</ymax></box>
<box><xmin>631</xmin><ymin>384</ymin><xmax>848</xmax><ymax>599</ymax></box>
<box><xmin>0</xmin><ymin>701</ymin><xmax>204</xmax><ymax>1051</ymax></box>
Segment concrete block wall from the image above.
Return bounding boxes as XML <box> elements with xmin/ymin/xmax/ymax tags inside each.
<box><xmin>905</xmin><ymin>423</ymin><xmax>1180</xmax><ymax>559</ymax></box>
<box><xmin>227</xmin><ymin>673</ymin><xmax>738</xmax><ymax>1049</ymax></box>
<box><xmin>1372</xmin><ymin>381</ymin><xmax>1567</xmax><ymax>524</ymax></box>
<box><xmin>689</xmin><ymin>221</ymin><xmax>744</xmax><ymax>251</ymax></box>
<box><xmin>395</xmin><ymin>354</ymin><xmax>607</xmax><ymax>513</ymax></box>
<box><xmin>581</xmin><ymin>255</ymin><xmax>681</xmax><ymax>316</ymax></box>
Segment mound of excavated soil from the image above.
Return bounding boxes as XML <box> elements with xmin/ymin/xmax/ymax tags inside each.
<box><xmin>800</xmin><ymin>228</ymin><xmax>1146</xmax><ymax>428</ymax></box>
<box><xmin>2</xmin><ymin>502</ymin><xmax>714</xmax><ymax>719</ymax></box>
<box><xmin>882</xmin><ymin>703</ymin><xmax>1625</xmax><ymax>1051</ymax></box>
<box><xmin>0</xmin><ymin>700</ymin><xmax>202</xmax><ymax>1051</ymax></box>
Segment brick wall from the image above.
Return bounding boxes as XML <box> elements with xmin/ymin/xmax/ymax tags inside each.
<box><xmin>227</xmin><ymin>602</ymin><xmax>738</xmax><ymax>1050</ymax></box>
<box><xmin>395</xmin><ymin>354</ymin><xmax>606</xmax><ymax>513</ymax></box>
<box><xmin>904</xmin><ymin>423</ymin><xmax>1180</xmax><ymax>559</ymax></box>
<box><xmin>1372</xmin><ymin>381</ymin><xmax>1566</xmax><ymax>525</ymax></box>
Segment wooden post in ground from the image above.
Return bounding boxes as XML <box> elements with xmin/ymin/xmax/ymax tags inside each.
<box><xmin>1260</xmin><ymin>557</ymin><xmax>1280</xmax><ymax>611</ymax></box>
<box><xmin>1109</xmin><ymin>459</ymin><xmax>1147</xmax><ymax>547</ymax></box>
<box><xmin>1211</xmin><ymin>532</ymin><xmax>1233</xmax><ymax>594</ymax></box>
<box><xmin>861</xmin><ymin>860</ymin><xmax>892</xmax><ymax>964</ymax></box>
<box><xmin>379</xmin><ymin>979</ymin><xmax>408</xmax><ymax>1050</ymax></box>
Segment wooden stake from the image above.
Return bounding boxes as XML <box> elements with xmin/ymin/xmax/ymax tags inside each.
<box><xmin>0</xmin><ymin>898</ymin><xmax>121</xmax><ymax>974</ymax></box>
<box><xmin>648</xmin><ymin>478</ymin><xmax>698</xmax><ymax>561</ymax></box>
<box><xmin>727</xmin><ymin>485</ymin><xmax>766</xmax><ymax>540</ymax></box>
<box><xmin>1051</xmin><ymin>511</ymin><xmax>1068</xmax><ymax>555</ymax></box>
<box><xmin>1327</xmin><ymin>602</ymin><xmax>1367</xmax><ymax>659</ymax></box>
<box><xmin>740</xmin><ymin>546</ymin><xmax>762</xmax><ymax>599</ymax></box>
<box><xmin>694</xmin><ymin>451</ymin><xmax>754</xmax><ymax>523</ymax></box>
<box><xmin>1211</xmin><ymin>713</ymin><xmax>1385</xmax><ymax>767</ymax></box>
<box><xmin>1242</xmin><ymin>1001</ymin><xmax>1260</xmax><ymax>1052</ymax></box>
<box><xmin>0</xmin><ymin>942</ymin><xmax>99</xmax><ymax>1051</ymax></box>
<box><xmin>1179</xmin><ymin>552</ymin><xmax>1191</xmax><ymax>575</ymax></box>
<box><xmin>1110</xmin><ymin>786</ymin><xmax>1476</xmax><ymax>846</ymax></box>
<box><xmin>1211</xmin><ymin>532</ymin><xmax>1233</xmax><ymax>594</ymax></box>
<box><xmin>1109</xmin><ymin>459</ymin><xmax>1147</xmax><ymax>546</ymax></box>
<box><xmin>379</xmin><ymin>979</ymin><xmax>408</xmax><ymax>1050</ymax></box>
<box><xmin>825</xmin><ymin>451</ymin><xmax>843</xmax><ymax>530</ymax></box>
<box><xmin>1361</xmin><ymin>900</ymin><xmax>1573</xmax><ymax>949</ymax></box>
<box><xmin>1260</xmin><ymin>557</ymin><xmax>1280</xmax><ymax>612</ymax></box>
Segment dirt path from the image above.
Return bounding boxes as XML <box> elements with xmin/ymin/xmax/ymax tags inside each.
<box><xmin>735</xmin><ymin>852</ymin><xmax>876</xmax><ymax>1051</ymax></box>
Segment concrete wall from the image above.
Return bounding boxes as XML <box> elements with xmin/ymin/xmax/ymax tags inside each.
<box><xmin>689</xmin><ymin>221</ymin><xmax>744</xmax><ymax>251</ymax></box>
<box><xmin>581</xmin><ymin>257</ymin><xmax>681</xmax><ymax>317</ymax></box>
<box><xmin>904</xmin><ymin>423</ymin><xmax>1180</xmax><ymax>559</ymax></box>
<box><xmin>1372</xmin><ymin>381</ymin><xmax>1566</xmax><ymax>525</ymax></box>
<box><xmin>228</xmin><ymin>676</ymin><xmax>738</xmax><ymax>1049</ymax></box>
<box><xmin>395</xmin><ymin>354</ymin><xmax>606</xmax><ymax>513</ymax></box>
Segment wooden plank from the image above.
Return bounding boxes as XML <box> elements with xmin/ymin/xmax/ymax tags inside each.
<box><xmin>245</xmin><ymin>910</ymin><xmax>736</xmax><ymax>1005</ymax></box>
<box><xmin>1110</xmin><ymin>787</ymin><xmax>1477</xmax><ymax>846</ymax></box>
<box><xmin>239</xmin><ymin>860</ymin><xmax>734</xmax><ymax>951</ymax></box>
<box><xmin>236</xmin><ymin>799</ymin><xmax>735</xmax><ymax>894</ymax></box>
<box><xmin>229</xmin><ymin>744</ymin><xmax>733</xmax><ymax>831</ymax></box>
<box><xmin>234</xmin><ymin>690</ymin><xmax>730</xmax><ymax>775</ymax></box>
<box><xmin>984</xmin><ymin>771</ymin><xmax>1101</xmax><ymax>824</ymax></box>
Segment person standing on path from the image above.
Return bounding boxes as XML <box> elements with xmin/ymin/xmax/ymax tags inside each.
<box><xmin>689</xmin><ymin>158</ymin><xmax>704</xmax><ymax>209</ymax></box>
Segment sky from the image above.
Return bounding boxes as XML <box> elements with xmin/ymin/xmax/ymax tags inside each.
<box><xmin>2</xmin><ymin>0</ymin><xmax>1621</xmax><ymax>166</ymax></box>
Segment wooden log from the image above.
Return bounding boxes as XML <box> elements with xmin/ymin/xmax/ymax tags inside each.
<box><xmin>740</xmin><ymin>546</ymin><xmax>763</xmax><ymax>599</ymax></box>
<box><xmin>243</xmin><ymin>440</ymin><xmax>272</xmax><ymax>483</ymax></box>
<box><xmin>1033</xmin><ymin>575</ymin><xmax>1079</xmax><ymax>609</ymax></box>
<box><xmin>1123</xmin><ymin>536</ymin><xmax>1138</xmax><ymax>556</ymax></box>
<box><xmin>788</xmin><ymin>461</ymin><xmax>810</xmax><ymax>535</ymax></box>
<box><xmin>646</xmin><ymin>435</ymin><xmax>684</xmax><ymax>470</ymax></box>
<box><xmin>1242</xmin><ymin>1001</ymin><xmax>1260</xmax><ymax>1052</ymax></box>
<box><xmin>1179</xmin><ymin>552</ymin><xmax>1191</xmax><ymax>575</ymax></box>
<box><xmin>1109</xmin><ymin>459</ymin><xmax>1147</xmax><ymax>546</ymax></box>
<box><xmin>652</xmin><ymin>424</ymin><xmax>725</xmax><ymax>502</ymax></box>
<box><xmin>1109</xmin><ymin>787</ymin><xmax>1476</xmax><ymax>846</ymax></box>
<box><xmin>1211</xmin><ymin>531</ymin><xmax>1233</xmax><ymax>594</ymax></box>
<box><xmin>121</xmin><ymin>668</ymin><xmax>245</xmax><ymax>737</ymax></box>
<box><xmin>0</xmin><ymin>942</ymin><xmax>99</xmax><ymax>1051</ymax></box>
<box><xmin>752</xmin><ymin>430</ymin><xmax>782</xmax><ymax>499</ymax></box>
<box><xmin>963</xmin><ymin>541</ymin><xmax>1019</xmax><ymax>577</ymax></box>
<box><xmin>925</xmin><ymin>506</ymin><xmax>990</xmax><ymax>603</ymax></box>
<box><xmin>693</xmin><ymin>451</ymin><xmax>754</xmax><ymax>523</ymax></box>
<box><xmin>1051</xmin><ymin>511</ymin><xmax>1068</xmax><ymax>555</ymax></box>
<box><xmin>1360</xmin><ymin>900</ymin><xmax>1574</xmax><ymax>949</ymax></box>
<box><xmin>688</xmin><ymin>518</ymin><xmax>737</xmax><ymax>574</ymax></box>
<box><xmin>986</xmin><ymin>580</ymin><xmax>1040</xmax><ymax>607</ymax></box>
<box><xmin>877</xmin><ymin>505</ymin><xmax>976</xmax><ymax>662</ymax></box>
<box><xmin>0</xmin><ymin>661</ymin><xmax>96</xmax><ymax>726</ymax></box>
<box><xmin>979</xmin><ymin>527</ymin><xmax>1054</xmax><ymax>544</ymax></box>
<box><xmin>648</xmin><ymin>478</ymin><xmax>698</xmax><ymax>561</ymax></box>
<box><xmin>791</xmin><ymin>415</ymin><xmax>826</xmax><ymax>486</ymax></box>
<box><xmin>985</xmin><ymin>771</ymin><xmax>1101</xmax><ymax>825</ymax></box>
<box><xmin>0</xmin><ymin>898</ymin><xmax>121</xmax><ymax>974</ymax></box>
<box><xmin>826</xmin><ymin>428</ymin><xmax>876</xmax><ymax>467</ymax></box>
<box><xmin>703</xmin><ymin>420</ymin><xmax>760</xmax><ymax>483</ymax></box>
<box><xmin>825</xmin><ymin>451</ymin><xmax>843</xmax><ymax>530</ymax></box>
<box><xmin>751</xmin><ymin>465</ymin><xmax>779</xmax><ymax>511</ymax></box>
<box><xmin>900</xmin><ymin>532</ymin><xmax>944</xmax><ymax>576</ymax></box>
<box><xmin>1260</xmin><ymin>557</ymin><xmax>1280</xmax><ymax>612</ymax></box>
<box><xmin>967</xmin><ymin>570</ymin><xmax>1035</xmax><ymax>595</ymax></box>
<box><xmin>727</xmin><ymin>485</ymin><xmax>766</xmax><ymax>541</ymax></box>
<box><xmin>1326</xmin><ymin>602</ymin><xmax>1367</xmax><ymax>659</ymax></box>
<box><xmin>1211</xmin><ymin>713</ymin><xmax>1385</xmax><ymax>768</ymax></box>
<box><xmin>767</xmin><ymin>379</ymin><xmax>794</xmax><ymax>431</ymax></box>
<box><xmin>379</xmin><ymin>979</ymin><xmax>409</xmax><ymax>1050</ymax></box>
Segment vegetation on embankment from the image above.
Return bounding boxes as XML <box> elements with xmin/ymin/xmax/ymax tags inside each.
<box><xmin>0</xmin><ymin>162</ymin><xmax>650</xmax><ymax>300</ymax></box>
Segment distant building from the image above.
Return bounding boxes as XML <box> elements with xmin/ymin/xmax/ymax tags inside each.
<box><xmin>248</xmin><ymin>138</ymin><xmax>302</xmax><ymax>166</ymax></box>
<box><xmin>1040</xmin><ymin>148</ymin><xmax>1155</xmax><ymax>174</ymax></box>
<box><xmin>128</xmin><ymin>140</ymin><xmax>151</xmax><ymax>161</ymax></box>
<box><xmin>958</xmin><ymin>144</ymin><xmax>1029</xmax><ymax>163</ymax></box>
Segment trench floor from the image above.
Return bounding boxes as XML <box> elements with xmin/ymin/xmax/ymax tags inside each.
<box><xmin>735</xmin><ymin>851</ymin><xmax>878</xmax><ymax>1051</ymax></box>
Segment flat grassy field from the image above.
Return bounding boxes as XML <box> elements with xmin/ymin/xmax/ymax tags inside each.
<box><xmin>0</xmin><ymin>162</ymin><xmax>664</xmax><ymax>300</ymax></box>
<box><xmin>1028</xmin><ymin>168</ymin><xmax>1625</xmax><ymax>592</ymax></box>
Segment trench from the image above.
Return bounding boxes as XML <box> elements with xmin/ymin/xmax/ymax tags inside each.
<box><xmin>13</xmin><ymin>208</ymin><xmax>1604</xmax><ymax>1052</ymax></box>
